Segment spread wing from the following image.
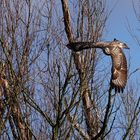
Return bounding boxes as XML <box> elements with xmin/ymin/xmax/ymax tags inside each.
<box><xmin>66</xmin><ymin>42</ymin><xmax>110</xmax><ymax>51</ymax></box>
<box><xmin>110</xmin><ymin>48</ymin><xmax>127</xmax><ymax>92</ymax></box>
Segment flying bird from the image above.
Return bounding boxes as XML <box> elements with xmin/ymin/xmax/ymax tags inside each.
<box><xmin>67</xmin><ymin>39</ymin><xmax>129</xmax><ymax>93</ymax></box>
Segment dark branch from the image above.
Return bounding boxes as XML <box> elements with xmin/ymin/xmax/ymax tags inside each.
<box><xmin>92</xmin><ymin>86</ymin><xmax>112</xmax><ymax>140</ymax></box>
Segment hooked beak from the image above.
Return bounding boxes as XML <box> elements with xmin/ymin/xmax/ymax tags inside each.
<box><xmin>124</xmin><ymin>43</ymin><xmax>130</xmax><ymax>49</ymax></box>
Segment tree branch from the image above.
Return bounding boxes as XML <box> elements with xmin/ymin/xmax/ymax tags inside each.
<box><xmin>61</xmin><ymin>0</ymin><xmax>99</xmax><ymax>137</ymax></box>
<box><xmin>122</xmin><ymin>97</ymin><xmax>140</xmax><ymax>140</ymax></box>
<box><xmin>61</xmin><ymin>0</ymin><xmax>73</xmax><ymax>43</ymax></box>
<box><xmin>92</xmin><ymin>87</ymin><xmax>112</xmax><ymax>140</ymax></box>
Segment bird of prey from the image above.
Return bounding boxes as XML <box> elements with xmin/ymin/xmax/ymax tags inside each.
<box><xmin>67</xmin><ymin>39</ymin><xmax>129</xmax><ymax>93</ymax></box>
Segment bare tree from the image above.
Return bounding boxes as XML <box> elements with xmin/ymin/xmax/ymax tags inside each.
<box><xmin>0</xmin><ymin>0</ymin><xmax>47</xmax><ymax>139</ymax></box>
<box><xmin>61</xmin><ymin>0</ymin><xmax>113</xmax><ymax>139</ymax></box>
<box><xmin>0</xmin><ymin>0</ymin><xmax>139</xmax><ymax>140</ymax></box>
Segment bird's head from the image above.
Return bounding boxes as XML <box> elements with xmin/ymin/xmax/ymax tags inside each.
<box><xmin>112</xmin><ymin>39</ymin><xmax>129</xmax><ymax>49</ymax></box>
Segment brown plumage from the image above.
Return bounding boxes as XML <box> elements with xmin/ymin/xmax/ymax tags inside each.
<box><xmin>67</xmin><ymin>39</ymin><xmax>129</xmax><ymax>93</ymax></box>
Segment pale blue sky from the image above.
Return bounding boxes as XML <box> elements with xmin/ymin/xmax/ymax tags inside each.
<box><xmin>106</xmin><ymin>0</ymin><xmax>140</xmax><ymax>83</ymax></box>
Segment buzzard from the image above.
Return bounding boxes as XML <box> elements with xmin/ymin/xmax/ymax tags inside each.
<box><xmin>67</xmin><ymin>39</ymin><xmax>129</xmax><ymax>93</ymax></box>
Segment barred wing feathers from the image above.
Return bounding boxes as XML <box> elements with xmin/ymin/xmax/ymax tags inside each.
<box><xmin>110</xmin><ymin>48</ymin><xmax>127</xmax><ymax>92</ymax></box>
